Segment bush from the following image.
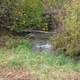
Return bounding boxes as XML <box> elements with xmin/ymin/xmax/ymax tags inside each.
<box><xmin>0</xmin><ymin>0</ymin><xmax>21</xmax><ymax>30</ymax></box>
<box><xmin>52</xmin><ymin>29</ymin><xmax>80</xmax><ymax>57</ymax></box>
<box><xmin>51</xmin><ymin>0</ymin><xmax>80</xmax><ymax>57</ymax></box>
<box><xmin>0</xmin><ymin>0</ymin><xmax>47</xmax><ymax>31</ymax></box>
<box><xmin>14</xmin><ymin>0</ymin><xmax>47</xmax><ymax>31</ymax></box>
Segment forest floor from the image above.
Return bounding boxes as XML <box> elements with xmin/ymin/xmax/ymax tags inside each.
<box><xmin>0</xmin><ymin>35</ymin><xmax>80</xmax><ymax>80</ymax></box>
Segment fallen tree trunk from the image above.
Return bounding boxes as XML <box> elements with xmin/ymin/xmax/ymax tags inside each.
<box><xmin>1</xmin><ymin>26</ymin><xmax>57</xmax><ymax>36</ymax></box>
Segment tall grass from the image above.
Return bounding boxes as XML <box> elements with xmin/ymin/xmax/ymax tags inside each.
<box><xmin>0</xmin><ymin>37</ymin><xmax>80</xmax><ymax>80</ymax></box>
<box><xmin>0</xmin><ymin>37</ymin><xmax>80</xmax><ymax>71</ymax></box>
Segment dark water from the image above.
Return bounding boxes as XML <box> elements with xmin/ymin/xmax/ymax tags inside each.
<box><xmin>29</xmin><ymin>33</ymin><xmax>53</xmax><ymax>53</ymax></box>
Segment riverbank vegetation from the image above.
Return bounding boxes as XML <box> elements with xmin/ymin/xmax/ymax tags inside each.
<box><xmin>0</xmin><ymin>0</ymin><xmax>80</xmax><ymax>79</ymax></box>
<box><xmin>0</xmin><ymin>37</ymin><xmax>80</xmax><ymax>80</ymax></box>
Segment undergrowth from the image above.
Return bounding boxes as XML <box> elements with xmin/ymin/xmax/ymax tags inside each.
<box><xmin>0</xmin><ymin>37</ymin><xmax>80</xmax><ymax>72</ymax></box>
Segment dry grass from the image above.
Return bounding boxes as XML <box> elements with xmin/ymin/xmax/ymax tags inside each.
<box><xmin>0</xmin><ymin>65</ymin><xmax>80</xmax><ymax>80</ymax></box>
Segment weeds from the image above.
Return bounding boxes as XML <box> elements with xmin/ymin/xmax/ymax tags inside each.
<box><xmin>0</xmin><ymin>38</ymin><xmax>80</xmax><ymax>80</ymax></box>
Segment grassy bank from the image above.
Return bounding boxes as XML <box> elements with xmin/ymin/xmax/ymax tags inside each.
<box><xmin>0</xmin><ymin>37</ymin><xmax>80</xmax><ymax>80</ymax></box>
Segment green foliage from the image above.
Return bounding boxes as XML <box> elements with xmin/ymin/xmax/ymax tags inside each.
<box><xmin>0</xmin><ymin>0</ymin><xmax>46</xmax><ymax>31</ymax></box>
<box><xmin>0</xmin><ymin>0</ymin><xmax>21</xmax><ymax>30</ymax></box>
<box><xmin>0</xmin><ymin>38</ymin><xmax>79</xmax><ymax>71</ymax></box>
<box><xmin>0</xmin><ymin>0</ymin><xmax>80</xmax><ymax>57</ymax></box>
<box><xmin>14</xmin><ymin>0</ymin><xmax>46</xmax><ymax>31</ymax></box>
<box><xmin>51</xmin><ymin>0</ymin><xmax>80</xmax><ymax>57</ymax></box>
<box><xmin>52</xmin><ymin>29</ymin><xmax>80</xmax><ymax>57</ymax></box>
<box><xmin>63</xmin><ymin>0</ymin><xmax>80</xmax><ymax>30</ymax></box>
<box><xmin>5</xmin><ymin>37</ymin><xmax>31</xmax><ymax>49</ymax></box>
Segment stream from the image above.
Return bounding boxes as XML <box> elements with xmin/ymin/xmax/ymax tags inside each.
<box><xmin>29</xmin><ymin>32</ymin><xmax>53</xmax><ymax>53</ymax></box>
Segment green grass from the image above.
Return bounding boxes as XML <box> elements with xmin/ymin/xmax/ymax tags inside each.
<box><xmin>0</xmin><ymin>38</ymin><xmax>80</xmax><ymax>70</ymax></box>
<box><xmin>0</xmin><ymin>38</ymin><xmax>80</xmax><ymax>80</ymax></box>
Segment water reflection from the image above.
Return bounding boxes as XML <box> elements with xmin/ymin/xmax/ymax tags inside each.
<box><xmin>31</xmin><ymin>40</ymin><xmax>53</xmax><ymax>53</ymax></box>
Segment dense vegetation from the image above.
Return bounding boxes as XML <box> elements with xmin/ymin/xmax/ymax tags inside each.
<box><xmin>0</xmin><ymin>37</ymin><xmax>80</xmax><ymax>80</ymax></box>
<box><xmin>0</xmin><ymin>0</ymin><xmax>80</xmax><ymax>56</ymax></box>
<box><xmin>0</xmin><ymin>0</ymin><xmax>80</xmax><ymax>79</ymax></box>
<box><xmin>51</xmin><ymin>0</ymin><xmax>80</xmax><ymax>57</ymax></box>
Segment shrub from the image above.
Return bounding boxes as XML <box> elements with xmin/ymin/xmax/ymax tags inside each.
<box><xmin>52</xmin><ymin>29</ymin><xmax>80</xmax><ymax>57</ymax></box>
<box><xmin>0</xmin><ymin>0</ymin><xmax>47</xmax><ymax>31</ymax></box>
<box><xmin>0</xmin><ymin>0</ymin><xmax>21</xmax><ymax>30</ymax></box>
<box><xmin>14</xmin><ymin>0</ymin><xmax>46</xmax><ymax>31</ymax></box>
<box><xmin>51</xmin><ymin>0</ymin><xmax>80</xmax><ymax>57</ymax></box>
